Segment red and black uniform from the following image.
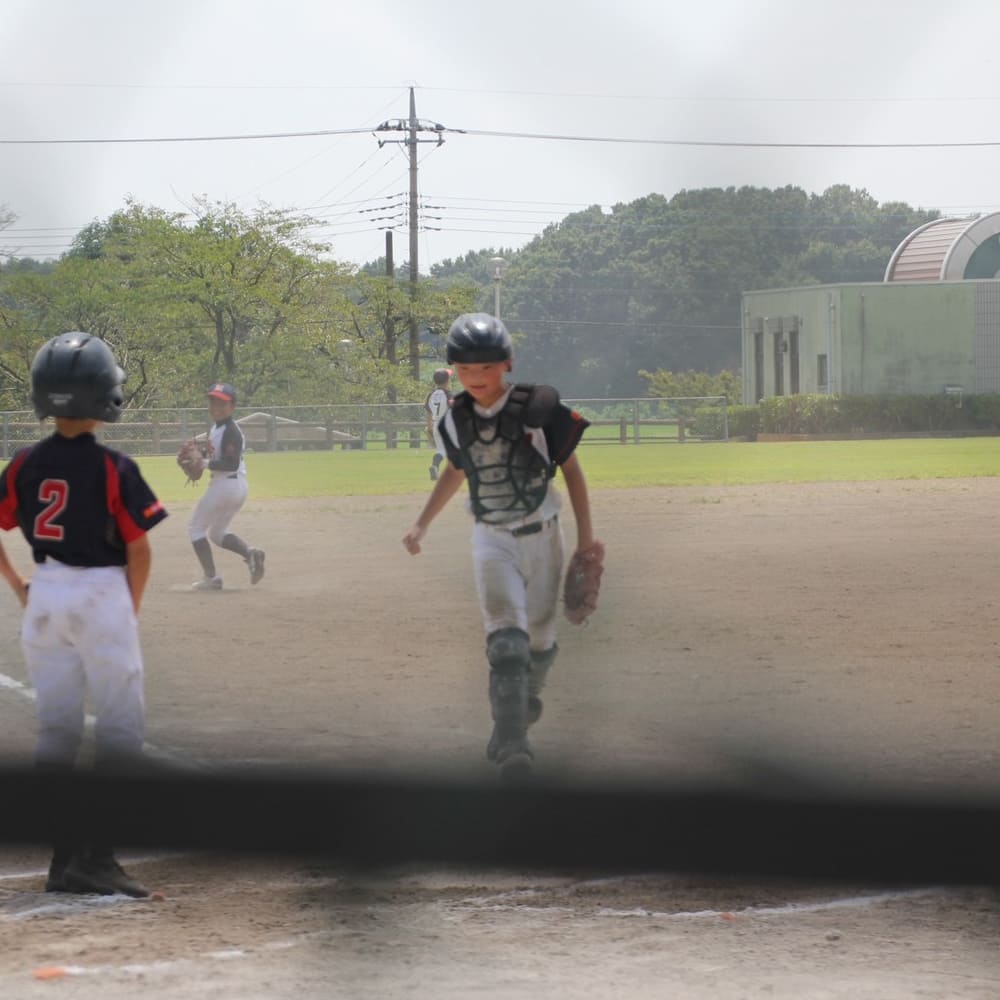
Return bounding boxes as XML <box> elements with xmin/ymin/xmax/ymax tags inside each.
<box><xmin>0</xmin><ymin>432</ymin><xmax>166</xmax><ymax>563</ymax></box>
<box><xmin>0</xmin><ymin>431</ymin><xmax>166</xmax><ymax>768</ymax></box>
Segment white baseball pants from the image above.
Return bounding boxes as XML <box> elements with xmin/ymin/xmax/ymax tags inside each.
<box><xmin>22</xmin><ymin>561</ymin><xmax>145</xmax><ymax>766</ymax></box>
<box><xmin>188</xmin><ymin>475</ymin><xmax>248</xmax><ymax>543</ymax></box>
<box><xmin>471</xmin><ymin>517</ymin><xmax>564</xmax><ymax>651</ymax></box>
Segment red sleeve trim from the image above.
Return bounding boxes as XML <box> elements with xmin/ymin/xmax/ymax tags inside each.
<box><xmin>104</xmin><ymin>454</ymin><xmax>145</xmax><ymax>544</ymax></box>
<box><xmin>0</xmin><ymin>450</ymin><xmax>30</xmax><ymax>530</ymax></box>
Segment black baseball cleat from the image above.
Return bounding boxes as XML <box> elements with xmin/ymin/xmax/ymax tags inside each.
<box><xmin>44</xmin><ymin>857</ymin><xmax>73</xmax><ymax>893</ymax></box>
<box><xmin>248</xmin><ymin>548</ymin><xmax>266</xmax><ymax>585</ymax></box>
<box><xmin>486</xmin><ymin>698</ymin><xmax>543</xmax><ymax>762</ymax></box>
<box><xmin>497</xmin><ymin>746</ymin><xmax>534</xmax><ymax>784</ymax></box>
<box><xmin>494</xmin><ymin>737</ymin><xmax>534</xmax><ymax>783</ymax></box>
<box><xmin>46</xmin><ymin>853</ymin><xmax>151</xmax><ymax>898</ymax></box>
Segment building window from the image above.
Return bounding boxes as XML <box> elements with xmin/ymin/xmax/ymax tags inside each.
<box><xmin>817</xmin><ymin>354</ymin><xmax>828</xmax><ymax>391</ymax></box>
<box><xmin>753</xmin><ymin>331</ymin><xmax>764</xmax><ymax>402</ymax></box>
<box><xmin>789</xmin><ymin>329</ymin><xmax>800</xmax><ymax>394</ymax></box>
<box><xmin>773</xmin><ymin>332</ymin><xmax>784</xmax><ymax>396</ymax></box>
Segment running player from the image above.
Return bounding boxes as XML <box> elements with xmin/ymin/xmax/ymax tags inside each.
<box><xmin>402</xmin><ymin>314</ymin><xmax>594</xmax><ymax>781</ymax></box>
<box><xmin>0</xmin><ymin>332</ymin><xmax>167</xmax><ymax>897</ymax></box>
<box><xmin>425</xmin><ymin>367</ymin><xmax>453</xmax><ymax>481</ymax></box>
<box><xmin>188</xmin><ymin>383</ymin><xmax>265</xmax><ymax>590</ymax></box>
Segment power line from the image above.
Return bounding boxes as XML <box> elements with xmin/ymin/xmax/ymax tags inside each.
<box><xmin>0</xmin><ymin>127</ymin><xmax>374</xmax><ymax>145</ymax></box>
<box><xmin>452</xmin><ymin>127</ymin><xmax>1000</xmax><ymax>150</ymax></box>
<box><xmin>6</xmin><ymin>120</ymin><xmax>1000</xmax><ymax>150</ymax></box>
<box><xmin>419</xmin><ymin>84</ymin><xmax>1000</xmax><ymax>106</ymax></box>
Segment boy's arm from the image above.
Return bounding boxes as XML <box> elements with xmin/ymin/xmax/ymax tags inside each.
<box><xmin>402</xmin><ymin>463</ymin><xmax>466</xmax><ymax>555</ymax></box>
<box><xmin>559</xmin><ymin>453</ymin><xmax>594</xmax><ymax>552</ymax></box>
<box><xmin>125</xmin><ymin>534</ymin><xmax>152</xmax><ymax>613</ymax></box>
<box><xmin>0</xmin><ymin>539</ymin><xmax>29</xmax><ymax>608</ymax></box>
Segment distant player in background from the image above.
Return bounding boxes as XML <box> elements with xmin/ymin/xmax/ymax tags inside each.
<box><xmin>403</xmin><ymin>314</ymin><xmax>594</xmax><ymax>782</ymax></box>
<box><xmin>0</xmin><ymin>332</ymin><xmax>167</xmax><ymax>897</ymax></box>
<box><xmin>425</xmin><ymin>367</ymin><xmax>453</xmax><ymax>481</ymax></box>
<box><xmin>188</xmin><ymin>383</ymin><xmax>265</xmax><ymax>590</ymax></box>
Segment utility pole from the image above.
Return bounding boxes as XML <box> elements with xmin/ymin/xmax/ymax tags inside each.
<box><xmin>384</xmin><ymin>230</ymin><xmax>396</xmax><ymax>379</ymax></box>
<box><xmin>375</xmin><ymin>88</ymin><xmax>447</xmax><ymax>384</ymax></box>
<box><xmin>407</xmin><ymin>89</ymin><xmax>420</xmax><ymax>383</ymax></box>
<box><xmin>384</xmin><ymin>230</ymin><xmax>397</xmax><ymax>448</ymax></box>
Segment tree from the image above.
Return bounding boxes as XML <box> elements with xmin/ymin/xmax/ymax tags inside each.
<box><xmin>310</xmin><ymin>273</ymin><xmax>478</xmax><ymax>405</ymax></box>
<box><xmin>473</xmin><ymin>186</ymin><xmax>938</xmax><ymax>396</ymax></box>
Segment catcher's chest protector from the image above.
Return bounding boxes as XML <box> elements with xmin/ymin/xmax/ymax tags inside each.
<box><xmin>452</xmin><ymin>385</ymin><xmax>556</xmax><ymax>525</ymax></box>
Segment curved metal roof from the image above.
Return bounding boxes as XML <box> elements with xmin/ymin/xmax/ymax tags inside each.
<box><xmin>884</xmin><ymin>213</ymin><xmax>1000</xmax><ymax>281</ymax></box>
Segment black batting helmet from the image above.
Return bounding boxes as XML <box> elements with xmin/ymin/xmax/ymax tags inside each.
<box><xmin>30</xmin><ymin>333</ymin><xmax>126</xmax><ymax>422</ymax></box>
<box><xmin>445</xmin><ymin>313</ymin><xmax>512</xmax><ymax>364</ymax></box>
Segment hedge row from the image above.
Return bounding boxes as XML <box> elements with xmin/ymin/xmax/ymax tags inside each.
<box><xmin>691</xmin><ymin>394</ymin><xmax>1000</xmax><ymax>440</ymax></box>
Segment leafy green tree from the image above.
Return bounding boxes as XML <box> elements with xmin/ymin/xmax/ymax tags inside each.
<box><xmin>469</xmin><ymin>186</ymin><xmax>937</xmax><ymax>396</ymax></box>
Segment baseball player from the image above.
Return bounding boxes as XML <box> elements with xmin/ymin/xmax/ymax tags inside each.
<box><xmin>425</xmin><ymin>367</ymin><xmax>453</xmax><ymax>481</ymax></box>
<box><xmin>0</xmin><ymin>332</ymin><xmax>167</xmax><ymax>897</ymax></box>
<box><xmin>402</xmin><ymin>313</ymin><xmax>594</xmax><ymax>781</ymax></box>
<box><xmin>188</xmin><ymin>383</ymin><xmax>265</xmax><ymax>590</ymax></box>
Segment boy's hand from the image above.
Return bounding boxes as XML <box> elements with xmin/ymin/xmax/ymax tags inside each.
<box><xmin>402</xmin><ymin>524</ymin><xmax>426</xmax><ymax>555</ymax></box>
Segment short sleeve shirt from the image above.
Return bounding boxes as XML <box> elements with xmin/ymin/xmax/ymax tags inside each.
<box><xmin>426</xmin><ymin>388</ymin><xmax>451</xmax><ymax>424</ymax></box>
<box><xmin>0</xmin><ymin>432</ymin><xmax>167</xmax><ymax>566</ymax></box>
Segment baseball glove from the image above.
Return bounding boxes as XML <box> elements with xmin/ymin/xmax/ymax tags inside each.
<box><xmin>176</xmin><ymin>439</ymin><xmax>206</xmax><ymax>485</ymax></box>
<box><xmin>563</xmin><ymin>540</ymin><xmax>605</xmax><ymax>625</ymax></box>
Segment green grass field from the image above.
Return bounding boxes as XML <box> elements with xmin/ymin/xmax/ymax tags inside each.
<box><xmin>140</xmin><ymin>437</ymin><xmax>1000</xmax><ymax>502</ymax></box>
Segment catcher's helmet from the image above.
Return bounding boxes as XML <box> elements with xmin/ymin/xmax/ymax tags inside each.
<box><xmin>30</xmin><ymin>333</ymin><xmax>126</xmax><ymax>422</ymax></box>
<box><xmin>432</xmin><ymin>367</ymin><xmax>452</xmax><ymax>386</ymax></box>
<box><xmin>445</xmin><ymin>313</ymin><xmax>512</xmax><ymax>364</ymax></box>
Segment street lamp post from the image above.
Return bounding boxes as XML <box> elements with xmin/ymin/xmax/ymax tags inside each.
<box><xmin>490</xmin><ymin>256</ymin><xmax>506</xmax><ymax>320</ymax></box>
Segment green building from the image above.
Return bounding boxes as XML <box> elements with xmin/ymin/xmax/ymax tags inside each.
<box><xmin>740</xmin><ymin>214</ymin><xmax>1000</xmax><ymax>404</ymax></box>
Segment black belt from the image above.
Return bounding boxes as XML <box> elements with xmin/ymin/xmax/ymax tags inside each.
<box><xmin>511</xmin><ymin>515</ymin><xmax>557</xmax><ymax>537</ymax></box>
<box><xmin>226</xmin><ymin>474</ymin><xmax>238</xmax><ymax>479</ymax></box>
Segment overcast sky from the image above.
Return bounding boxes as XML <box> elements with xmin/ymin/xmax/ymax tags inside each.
<box><xmin>3</xmin><ymin>0</ymin><xmax>1000</xmax><ymax>270</ymax></box>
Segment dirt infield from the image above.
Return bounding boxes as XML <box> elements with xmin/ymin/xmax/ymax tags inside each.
<box><xmin>2</xmin><ymin>479</ymin><xmax>1000</xmax><ymax>998</ymax></box>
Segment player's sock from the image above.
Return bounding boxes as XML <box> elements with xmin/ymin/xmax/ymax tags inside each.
<box><xmin>220</xmin><ymin>533</ymin><xmax>250</xmax><ymax>560</ymax></box>
<box><xmin>192</xmin><ymin>537</ymin><xmax>216</xmax><ymax>578</ymax></box>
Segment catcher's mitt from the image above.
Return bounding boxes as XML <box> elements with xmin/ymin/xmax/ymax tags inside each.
<box><xmin>563</xmin><ymin>540</ymin><xmax>605</xmax><ymax>625</ymax></box>
<box><xmin>176</xmin><ymin>440</ymin><xmax>206</xmax><ymax>485</ymax></box>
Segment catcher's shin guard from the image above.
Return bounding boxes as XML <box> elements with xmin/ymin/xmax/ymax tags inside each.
<box><xmin>485</xmin><ymin>629</ymin><xmax>533</xmax><ymax>775</ymax></box>
<box><xmin>528</xmin><ymin>643</ymin><xmax>558</xmax><ymax>726</ymax></box>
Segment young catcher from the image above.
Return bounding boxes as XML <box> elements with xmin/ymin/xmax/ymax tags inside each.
<box><xmin>402</xmin><ymin>313</ymin><xmax>604</xmax><ymax>781</ymax></box>
<box><xmin>180</xmin><ymin>382</ymin><xmax>265</xmax><ymax>590</ymax></box>
<box><xmin>425</xmin><ymin>367</ymin><xmax>453</xmax><ymax>481</ymax></box>
<box><xmin>0</xmin><ymin>332</ymin><xmax>167</xmax><ymax>897</ymax></box>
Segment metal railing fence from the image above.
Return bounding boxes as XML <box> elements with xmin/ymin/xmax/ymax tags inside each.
<box><xmin>0</xmin><ymin>397</ymin><xmax>728</xmax><ymax>459</ymax></box>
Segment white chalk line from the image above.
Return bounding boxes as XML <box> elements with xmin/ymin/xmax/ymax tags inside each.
<box><xmin>593</xmin><ymin>886</ymin><xmax>951</xmax><ymax>919</ymax></box>
<box><xmin>453</xmin><ymin>884</ymin><xmax>952</xmax><ymax>920</ymax></box>
<box><xmin>29</xmin><ymin>932</ymin><xmax>330</xmax><ymax>980</ymax></box>
<box><xmin>15</xmin><ymin>883</ymin><xmax>962</xmax><ymax>981</ymax></box>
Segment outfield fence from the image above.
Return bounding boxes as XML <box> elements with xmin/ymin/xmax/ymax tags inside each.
<box><xmin>0</xmin><ymin>396</ymin><xmax>728</xmax><ymax>459</ymax></box>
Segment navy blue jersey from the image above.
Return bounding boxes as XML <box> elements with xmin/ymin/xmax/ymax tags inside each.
<box><xmin>0</xmin><ymin>432</ymin><xmax>167</xmax><ymax>567</ymax></box>
<box><xmin>205</xmin><ymin>417</ymin><xmax>245</xmax><ymax>474</ymax></box>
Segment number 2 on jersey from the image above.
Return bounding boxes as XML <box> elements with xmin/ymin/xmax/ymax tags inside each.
<box><xmin>34</xmin><ymin>479</ymin><xmax>69</xmax><ymax>541</ymax></box>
